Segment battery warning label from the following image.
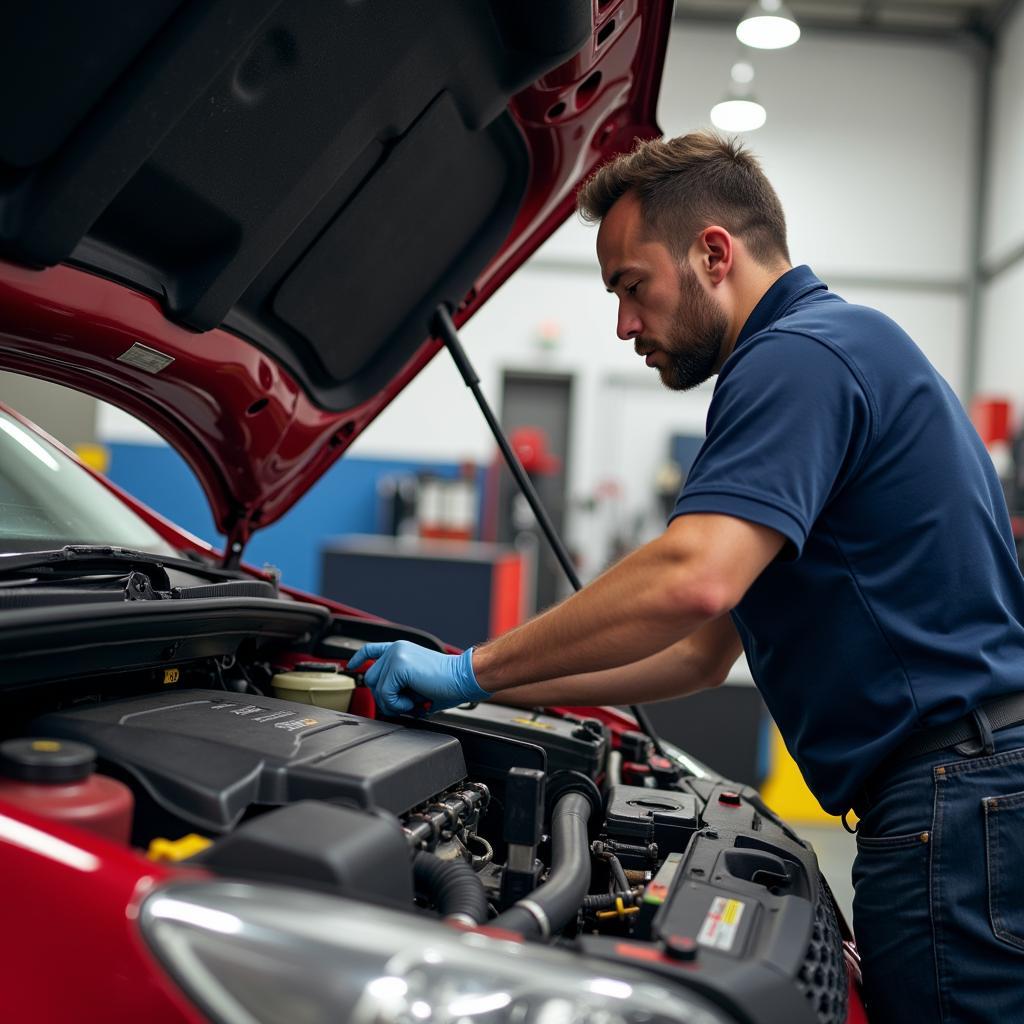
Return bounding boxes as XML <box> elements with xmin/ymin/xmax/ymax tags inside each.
<box><xmin>697</xmin><ymin>897</ymin><xmax>745</xmax><ymax>952</ymax></box>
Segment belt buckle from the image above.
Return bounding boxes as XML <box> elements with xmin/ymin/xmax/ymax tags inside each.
<box><xmin>953</xmin><ymin>708</ymin><xmax>996</xmax><ymax>758</ymax></box>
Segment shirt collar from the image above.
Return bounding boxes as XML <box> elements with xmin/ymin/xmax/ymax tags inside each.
<box><xmin>734</xmin><ymin>265</ymin><xmax>828</xmax><ymax>350</ymax></box>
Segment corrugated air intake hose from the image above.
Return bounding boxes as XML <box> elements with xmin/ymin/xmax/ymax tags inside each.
<box><xmin>412</xmin><ymin>850</ymin><xmax>489</xmax><ymax>926</ymax></box>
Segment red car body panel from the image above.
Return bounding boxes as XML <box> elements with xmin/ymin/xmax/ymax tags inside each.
<box><xmin>0</xmin><ymin>800</ymin><xmax>206</xmax><ymax>1023</ymax></box>
<box><xmin>0</xmin><ymin>0</ymin><xmax>672</xmax><ymax>552</ymax></box>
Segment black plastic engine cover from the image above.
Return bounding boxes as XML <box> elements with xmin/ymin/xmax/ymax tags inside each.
<box><xmin>32</xmin><ymin>689</ymin><xmax>466</xmax><ymax>832</ymax></box>
<box><xmin>195</xmin><ymin>800</ymin><xmax>415</xmax><ymax>910</ymax></box>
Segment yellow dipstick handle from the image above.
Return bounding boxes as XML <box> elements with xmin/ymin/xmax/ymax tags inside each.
<box><xmin>596</xmin><ymin>897</ymin><xmax>640</xmax><ymax>921</ymax></box>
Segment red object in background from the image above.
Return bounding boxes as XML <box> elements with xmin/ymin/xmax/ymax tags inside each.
<box><xmin>481</xmin><ymin>426</ymin><xmax>560</xmax><ymax>540</ymax></box>
<box><xmin>489</xmin><ymin>552</ymin><xmax>524</xmax><ymax>636</ymax></box>
<box><xmin>510</xmin><ymin>426</ymin><xmax>562</xmax><ymax>476</ymax></box>
<box><xmin>970</xmin><ymin>397</ymin><xmax>1013</xmax><ymax>446</ymax></box>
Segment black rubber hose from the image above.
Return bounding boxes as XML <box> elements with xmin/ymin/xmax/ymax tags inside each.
<box><xmin>581</xmin><ymin>890</ymin><xmax>640</xmax><ymax>910</ymax></box>
<box><xmin>605</xmin><ymin>851</ymin><xmax>630</xmax><ymax>894</ymax></box>
<box><xmin>492</xmin><ymin>792</ymin><xmax>592</xmax><ymax>939</ymax></box>
<box><xmin>413</xmin><ymin>851</ymin><xmax>488</xmax><ymax>925</ymax></box>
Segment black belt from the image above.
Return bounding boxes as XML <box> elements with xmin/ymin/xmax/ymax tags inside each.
<box><xmin>891</xmin><ymin>692</ymin><xmax>1024</xmax><ymax>762</ymax></box>
<box><xmin>848</xmin><ymin>692</ymin><xmax>1024</xmax><ymax>829</ymax></box>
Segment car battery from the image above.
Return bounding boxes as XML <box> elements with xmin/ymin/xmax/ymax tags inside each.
<box><xmin>433</xmin><ymin>704</ymin><xmax>607</xmax><ymax>778</ymax></box>
<box><xmin>605</xmin><ymin>784</ymin><xmax>700</xmax><ymax>856</ymax></box>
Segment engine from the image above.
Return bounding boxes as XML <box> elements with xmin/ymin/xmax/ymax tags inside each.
<box><xmin>2</xmin><ymin>653</ymin><xmax>849</xmax><ymax>1024</ymax></box>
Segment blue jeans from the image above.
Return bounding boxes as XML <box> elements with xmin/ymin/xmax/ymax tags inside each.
<box><xmin>852</xmin><ymin>719</ymin><xmax>1024</xmax><ymax>1023</ymax></box>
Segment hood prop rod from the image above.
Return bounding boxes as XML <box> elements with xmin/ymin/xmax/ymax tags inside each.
<box><xmin>434</xmin><ymin>303</ymin><xmax>663</xmax><ymax>748</ymax></box>
<box><xmin>433</xmin><ymin>304</ymin><xmax>581</xmax><ymax>591</ymax></box>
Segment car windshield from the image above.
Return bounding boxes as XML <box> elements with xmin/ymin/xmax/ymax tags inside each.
<box><xmin>0</xmin><ymin>409</ymin><xmax>177</xmax><ymax>555</ymax></box>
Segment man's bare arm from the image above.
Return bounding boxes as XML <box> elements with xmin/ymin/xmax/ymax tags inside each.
<box><xmin>347</xmin><ymin>514</ymin><xmax>778</xmax><ymax>716</ymax></box>
<box><xmin>492</xmin><ymin>614</ymin><xmax>743</xmax><ymax>708</ymax></box>
<box><xmin>472</xmin><ymin>513</ymin><xmax>783</xmax><ymax>692</ymax></box>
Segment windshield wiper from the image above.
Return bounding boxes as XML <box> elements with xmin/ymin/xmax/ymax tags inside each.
<box><xmin>0</xmin><ymin>545</ymin><xmax>254</xmax><ymax>588</ymax></box>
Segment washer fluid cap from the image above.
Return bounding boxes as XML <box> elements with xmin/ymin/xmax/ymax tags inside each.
<box><xmin>272</xmin><ymin>670</ymin><xmax>356</xmax><ymax>712</ymax></box>
<box><xmin>0</xmin><ymin>738</ymin><xmax>96</xmax><ymax>783</ymax></box>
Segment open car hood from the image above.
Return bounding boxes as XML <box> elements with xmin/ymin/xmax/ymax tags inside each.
<box><xmin>0</xmin><ymin>1</ymin><xmax>671</xmax><ymax>549</ymax></box>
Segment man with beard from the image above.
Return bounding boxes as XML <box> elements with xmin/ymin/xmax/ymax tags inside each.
<box><xmin>349</xmin><ymin>131</ymin><xmax>1024</xmax><ymax>1021</ymax></box>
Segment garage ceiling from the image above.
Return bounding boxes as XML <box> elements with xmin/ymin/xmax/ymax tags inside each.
<box><xmin>673</xmin><ymin>0</ymin><xmax>1021</xmax><ymax>42</ymax></box>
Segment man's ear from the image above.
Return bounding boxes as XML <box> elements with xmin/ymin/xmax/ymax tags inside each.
<box><xmin>697</xmin><ymin>226</ymin><xmax>733</xmax><ymax>285</ymax></box>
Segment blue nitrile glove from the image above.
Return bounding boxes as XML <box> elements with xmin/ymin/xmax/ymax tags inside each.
<box><xmin>346</xmin><ymin>641</ymin><xmax>491</xmax><ymax>716</ymax></box>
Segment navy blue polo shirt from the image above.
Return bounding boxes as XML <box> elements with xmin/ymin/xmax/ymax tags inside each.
<box><xmin>670</xmin><ymin>265</ymin><xmax>1024</xmax><ymax>814</ymax></box>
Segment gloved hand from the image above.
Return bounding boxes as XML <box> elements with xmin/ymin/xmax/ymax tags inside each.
<box><xmin>346</xmin><ymin>641</ymin><xmax>491</xmax><ymax>716</ymax></box>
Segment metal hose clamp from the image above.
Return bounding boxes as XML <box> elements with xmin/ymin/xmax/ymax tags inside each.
<box><xmin>515</xmin><ymin>899</ymin><xmax>551</xmax><ymax>939</ymax></box>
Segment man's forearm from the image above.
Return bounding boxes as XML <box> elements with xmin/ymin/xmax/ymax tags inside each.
<box><xmin>494</xmin><ymin>616</ymin><xmax>742</xmax><ymax>707</ymax></box>
<box><xmin>493</xmin><ymin>647</ymin><xmax>720</xmax><ymax>708</ymax></box>
<box><xmin>472</xmin><ymin>530</ymin><xmax>717</xmax><ymax>692</ymax></box>
<box><xmin>348</xmin><ymin>516</ymin><xmax>775</xmax><ymax>717</ymax></box>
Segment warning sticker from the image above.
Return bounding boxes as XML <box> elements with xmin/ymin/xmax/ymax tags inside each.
<box><xmin>697</xmin><ymin>897</ymin><xmax>745</xmax><ymax>952</ymax></box>
<box><xmin>116</xmin><ymin>342</ymin><xmax>175</xmax><ymax>374</ymax></box>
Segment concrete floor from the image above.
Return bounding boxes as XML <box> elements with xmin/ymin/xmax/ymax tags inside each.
<box><xmin>802</xmin><ymin>825</ymin><xmax>858</xmax><ymax>928</ymax></box>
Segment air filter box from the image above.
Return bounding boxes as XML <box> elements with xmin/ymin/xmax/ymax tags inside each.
<box><xmin>196</xmin><ymin>801</ymin><xmax>415</xmax><ymax>909</ymax></box>
<box><xmin>605</xmin><ymin>784</ymin><xmax>700</xmax><ymax>856</ymax></box>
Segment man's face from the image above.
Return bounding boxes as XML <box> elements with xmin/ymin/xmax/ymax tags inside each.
<box><xmin>597</xmin><ymin>192</ymin><xmax>729</xmax><ymax>391</ymax></box>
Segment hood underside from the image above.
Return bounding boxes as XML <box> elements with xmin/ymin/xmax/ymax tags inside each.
<box><xmin>0</xmin><ymin>0</ymin><xmax>671</xmax><ymax>544</ymax></box>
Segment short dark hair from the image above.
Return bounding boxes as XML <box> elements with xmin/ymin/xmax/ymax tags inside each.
<box><xmin>576</xmin><ymin>130</ymin><xmax>790</xmax><ymax>266</ymax></box>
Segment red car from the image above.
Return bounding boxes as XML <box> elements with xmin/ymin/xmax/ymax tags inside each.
<box><xmin>0</xmin><ymin>4</ymin><xmax>866</xmax><ymax>1022</ymax></box>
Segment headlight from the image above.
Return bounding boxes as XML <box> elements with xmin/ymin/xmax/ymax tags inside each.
<box><xmin>140</xmin><ymin>881</ymin><xmax>735</xmax><ymax>1024</ymax></box>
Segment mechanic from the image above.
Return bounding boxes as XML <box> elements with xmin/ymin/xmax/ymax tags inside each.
<box><xmin>349</xmin><ymin>131</ymin><xmax>1024</xmax><ymax>1023</ymax></box>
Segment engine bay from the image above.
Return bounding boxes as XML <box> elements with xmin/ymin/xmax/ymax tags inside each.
<box><xmin>0</xmin><ymin>622</ymin><xmax>850</xmax><ymax>1024</ymax></box>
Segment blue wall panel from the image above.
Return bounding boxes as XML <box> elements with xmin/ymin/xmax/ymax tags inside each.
<box><xmin>105</xmin><ymin>443</ymin><xmax>471</xmax><ymax>594</ymax></box>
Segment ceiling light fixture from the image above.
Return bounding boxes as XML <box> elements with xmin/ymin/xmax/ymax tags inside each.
<box><xmin>710</xmin><ymin>98</ymin><xmax>767</xmax><ymax>132</ymax></box>
<box><xmin>736</xmin><ymin>0</ymin><xmax>801</xmax><ymax>49</ymax></box>
<box><xmin>710</xmin><ymin>61</ymin><xmax>766</xmax><ymax>133</ymax></box>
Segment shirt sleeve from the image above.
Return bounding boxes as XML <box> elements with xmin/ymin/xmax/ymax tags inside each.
<box><xmin>670</xmin><ymin>330</ymin><xmax>874</xmax><ymax>556</ymax></box>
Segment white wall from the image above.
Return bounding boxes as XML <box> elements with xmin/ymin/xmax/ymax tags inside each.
<box><xmin>355</xmin><ymin>21</ymin><xmax>979</xmax><ymax>578</ymax></box>
<box><xmin>629</xmin><ymin>26</ymin><xmax>975</xmax><ymax>281</ymax></box>
<box><xmin>0</xmin><ymin>373</ymin><xmax>99</xmax><ymax>448</ymax></box>
<box><xmin>985</xmin><ymin>2</ymin><xmax>1024</xmax><ymax>269</ymax></box>
<box><xmin>978</xmin><ymin>2</ymin><xmax>1024</xmax><ymax>407</ymax></box>
<box><xmin>980</xmin><ymin>259</ymin><xmax>1024</xmax><ymax>399</ymax></box>
<box><xmin>353</xmin><ymin>266</ymin><xmax>705</xmax><ymax>578</ymax></box>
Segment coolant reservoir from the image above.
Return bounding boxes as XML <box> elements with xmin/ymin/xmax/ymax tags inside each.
<box><xmin>272</xmin><ymin>664</ymin><xmax>356</xmax><ymax>712</ymax></box>
<box><xmin>0</xmin><ymin>738</ymin><xmax>134</xmax><ymax>843</ymax></box>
